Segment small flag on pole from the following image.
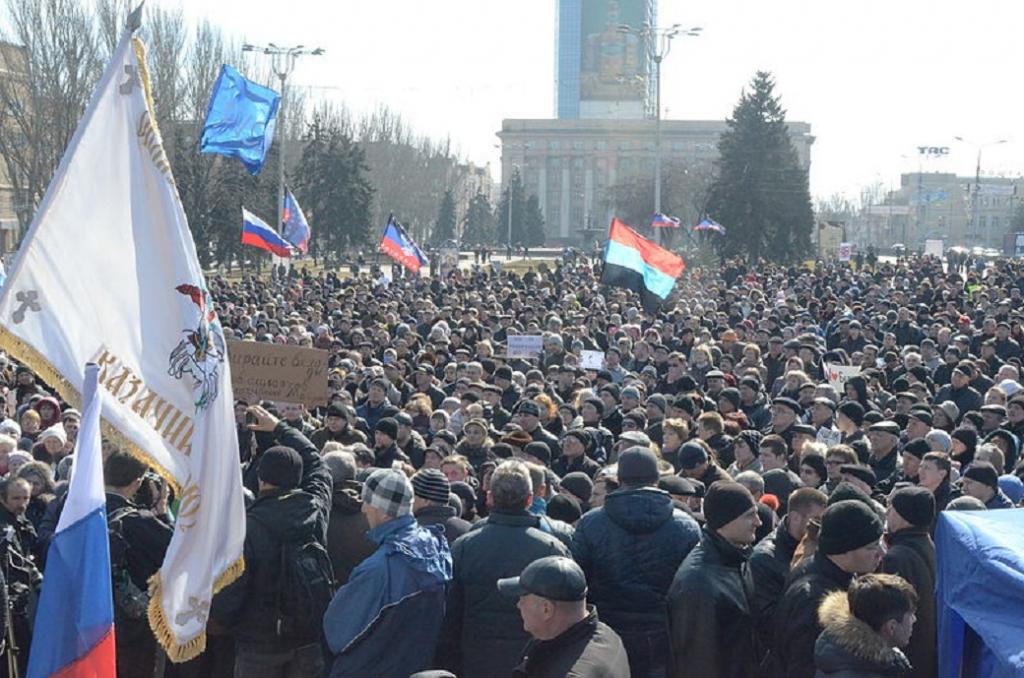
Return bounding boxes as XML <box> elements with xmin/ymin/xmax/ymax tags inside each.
<box><xmin>242</xmin><ymin>208</ymin><xmax>293</xmax><ymax>257</ymax></box>
<box><xmin>282</xmin><ymin>189</ymin><xmax>311</xmax><ymax>253</ymax></box>
<box><xmin>650</xmin><ymin>213</ymin><xmax>681</xmax><ymax>228</ymax></box>
<box><xmin>380</xmin><ymin>215</ymin><xmax>429</xmax><ymax>273</ymax></box>
<box><xmin>27</xmin><ymin>363</ymin><xmax>116</xmax><ymax>677</ymax></box>
<box><xmin>601</xmin><ymin>219</ymin><xmax>685</xmax><ymax>313</ymax></box>
<box><xmin>199</xmin><ymin>65</ymin><xmax>281</xmax><ymax>175</ymax></box>
<box><xmin>693</xmin><ymin>217</ymin><xmax>727</xmax><ymax>235</ymax></box>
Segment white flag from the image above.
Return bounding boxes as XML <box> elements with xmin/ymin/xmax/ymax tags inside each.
<box><xmin>0</xmin><ymin>23</ymin><xmax>245</xmax><ymax>661</ymax></box>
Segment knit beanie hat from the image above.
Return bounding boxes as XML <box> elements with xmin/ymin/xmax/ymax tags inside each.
<box><xmin>718</xmin><ymin>388</ymin><xmax>741</xmax><ymax>411</ymax></box>
<box><xmin>890</xmin><ymin>486</ymin><xmax>935</xmax><ymax>528</ymax></box>
<box><xmin>818</xmin><ymin>499</ymin><xmax>884</xmax><ymax>556</ymax></box>
<box><xmin>375</xmin><ymin>417</ymin><xmax>399</xmax><ymax>440</ymax></box>
<box><xmin>560</xmin><ymin>472</ymin><xmax>594</xmax><ymax>505</ymax></box>
<box><xmin>736</xmin><ymin>429</ymin><xmax>764</xmax><ymax>455</ymax></box>
<box><xmin>412</xmin><ymin>468</ymin><xmax>451</xmax><ymax>504</ymax></box>
<box><xmin>617</xmin><ymin>446</ymin><xmax>659</xmax><ymax>486</ymax></box>
<box><xmin>963</xmin><ymin>461</ymin><xmax>999</xmax><ymax>490</ymax></box>
<box><xmin>258</xmin><ymin>445</ymin><xmax>303</xmax><ymax>490</ymax></box>
<box><xmin>837</xmin><ymin>401</ymin><xmax>865</xmax><ymax>427</ymax></box>
<box><xmin>952</xmin><ymin>427</ymin><xmax>978</xmax><ymax>450</ymax></box>
<box><xmin>362</xmin><ymin>468</ymin><xmax>414</xmax><ymax>518</ymax></box>
<box><xmin>902</xmin><ymin>438</ymin><xmax>931</xmax><ymax>460</ymax></box>
<box><xmin>704</xmin><ymin>481</ymin><xmax>756</xmax><ymax>530</ymax></box>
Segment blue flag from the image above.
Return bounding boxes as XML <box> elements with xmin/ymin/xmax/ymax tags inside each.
<box><xmin>282</xmin><ymin>189</ymin><xmax>311</xmax><ymax>253</ymax></box>
<box><xmin>199</xmin><ymin>65</ymin><xmax>281</xmax><ymax>175</ymax></box>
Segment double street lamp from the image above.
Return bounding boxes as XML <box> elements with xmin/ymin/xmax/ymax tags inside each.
<box><xmin>618</xmin><ymin>22</ymin><xmax>701</xmax><ymax>243</ymax></box>
<box><xmin>241</xmin><ymin>43</ymin><xmax>325</xmax><ymax>234</ymax></box>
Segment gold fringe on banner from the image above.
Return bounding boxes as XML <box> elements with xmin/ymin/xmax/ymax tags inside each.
<box><xmin>147</xmin><ymin>556</ymin><xmax>246</xmax><ymax>663</ymax></box>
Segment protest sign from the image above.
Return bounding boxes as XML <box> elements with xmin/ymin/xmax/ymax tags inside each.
<box><xmin>227</xmin><ymin>340</ymin><xmax>328</xmax><ymax>407</ymax></box>
<box><xmin>580</xmin><ymin>350</ymin><xmax>606</xmax><ymax>370</ymax></box>
<box><xmin>838</xmin><ymin>242</ymin><xmax>853</xmax><ymax>262</ymax></box>
<box><xmin>507</xmin><ymin>335</ymin><xmax>543</xmax><ymax>359</ymax></box>
<box><xmin>824</xmin><ymin>362</ymin><xmax>861</xmax><ymax>389</ymax></box>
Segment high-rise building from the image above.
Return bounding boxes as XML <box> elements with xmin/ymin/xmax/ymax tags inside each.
<box><xmin>556</xmin><ymin>0</ymin><xmax>656</xmax><ymax>120</ymax></box>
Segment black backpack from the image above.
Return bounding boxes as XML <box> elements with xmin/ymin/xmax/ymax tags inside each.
<box><xmin>108</xmin><ymin>506</ymin><xmax>150</xmax><ymax>621</ymax></box>
<box><xmin>250</xmin><ymin>513</ymin><xmax>336</xmax><ymax>639</ymax></box>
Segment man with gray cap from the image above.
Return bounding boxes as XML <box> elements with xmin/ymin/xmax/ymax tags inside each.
<box><xmin>324</xmin><ymin>468</ymin><xmax>452</xmax><ymax>677</ymax></box>
<box><xmin>571</xmin><ymin>446</ymin><xmax>700</xmax><ymax>677</ymax></box>
<box><xmin>668</xmin><ymin>481</ymin><xmax>762</xmax><ymax>677</ymax></box>
<box><xmin>498</xmin><ymin>556</ymin><xmax>630</xmax><ymax>677</ymax></box>
<box><xmin>772</xmin><ymin>498</ymin><xmax>885</xmax><ymax>677</ymax></box>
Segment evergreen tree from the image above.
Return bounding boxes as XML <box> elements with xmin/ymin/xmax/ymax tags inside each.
<box><xmin>706</xmin><ymin>71</ymin><xmax>814</xmax><ymax>263</ymax></box>
<box><xmin>292</xmin><ymin>112</ymin><xmax>375</xmax><ymax>264</ymax></box>
<box><xmin>433</xmin><ymin>188</ymin><xmax>457</xmax><ymax>244</ymax></box>
<box><xmin>463</xmin><ymin>191</ymin><xmax>494</xmax><ymax>244</ymax></box>
<box><xmin>523</xmin><ymin>194</ymin><xmax>546</xmax><ymax>246</ymax></box>
<box><xmin>497</xmin><ymin>168</ymin><xmax>526</xmax><ymax>246</ymax></box>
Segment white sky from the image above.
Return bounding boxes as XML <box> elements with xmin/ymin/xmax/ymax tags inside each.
<box><xmin>170</xmin><ymin>0</ymin><xmax>1022</xmax><ymax>202</ymax></box>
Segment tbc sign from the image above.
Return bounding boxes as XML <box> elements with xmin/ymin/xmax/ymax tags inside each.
<box><xmin>227</xmin><ymin>340</ymin><xmax>328</xmax><ymax>407</ymax></box>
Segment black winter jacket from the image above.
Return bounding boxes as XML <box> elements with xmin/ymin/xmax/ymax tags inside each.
<box><xmin>326</xmin><ymin>480</ymin><xmax>375</xmax><ymax>586</ymax></box>
<box><xmin>438</xmin><ymin>509</ymin><xmax>570</xmax><ymax>678</ymax></box>
<box><xmin>512</xmin><ymin>608</ymin><xmax>631</xmax><ymax>678</ymax></box>
<box><xmin>211</xmin><ymin>423</ymin><xmax>332</xmax><ymax>650</ymax></box>
<box><xmin>771</xmin><ymin>552</ymin><xmax>855</xmax><ymax>678</ymax></box>
<box><xmin>668</xmin><ymin>529</ymin><xmax>758</xmax><ymax>678</ymax></box>
<box><xmin>813</xmin><ymin>591</ymin><xmax>912</xmax><ymax>677</ymax></box>
<box><xmin>571</xmin><ymin>488</ymin><xmax>701</xmax><ymax>633</ymax></box>
<box><xmin>750</xmin><ymin>518</ymin><xmax>801</xmax><ymax>651</ymax></box>
<box><xmin>880</xmin><ymin>527</ymin><xmax>936</xmax><ymax>678</ymax></box>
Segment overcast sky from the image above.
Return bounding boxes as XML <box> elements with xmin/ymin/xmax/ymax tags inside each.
<box><xmin>172</xmin><ymin>0</ymin><xmax>1021</xmax><ymax>202</ymax></box>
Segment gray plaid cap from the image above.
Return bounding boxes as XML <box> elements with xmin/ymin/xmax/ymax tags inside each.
<box><xmin>362</xmin><ymin>469</ymin><xmax>414</xmax><ymax>518</ymax></box>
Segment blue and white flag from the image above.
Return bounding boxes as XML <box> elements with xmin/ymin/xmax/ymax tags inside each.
<box><xmin>0</xmin><ymin>25</ymin><xmax>245</xmax><ymax>662</ymax></box>
<box><xmin>199</xmin><ymin>65</ymin><xmax>281</xmax><ymax>175</ymax></box>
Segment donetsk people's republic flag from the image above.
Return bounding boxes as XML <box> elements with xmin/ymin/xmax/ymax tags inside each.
<box><xmin>380</xmin><ymin>216</ymin><xmax>429</xmax><ymax>273</ymax></box>
<box><xmin>601</xmin><ymin>219</ymin><xmax>685</xmax><ymax>312</ymax></box>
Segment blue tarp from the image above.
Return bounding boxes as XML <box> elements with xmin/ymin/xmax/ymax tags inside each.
<box><xmin>935</xmin><ymin>509</ymin><xmax>1024</xmax><ymax>678</ymax></box>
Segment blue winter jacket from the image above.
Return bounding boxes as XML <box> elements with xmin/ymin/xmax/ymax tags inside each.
<box><xmin>571</xmin><ymin>487</ymin><xmax>700</xmax><ymax>630</ymax></box>
<box><xmin>324</xmin><ymin>513</ymin><xmax>452</xmax><ymax>677</ymax></box>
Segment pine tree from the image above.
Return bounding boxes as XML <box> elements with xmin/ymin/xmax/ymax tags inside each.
<box><xmin>523</xmin><ymin>194</ymin><xmax>546</xmax><ymax>246</ymax></box>
<box><xmin>706</xmin><ymin>71</ymin><xmax>814</xmax><ymax>263</ymax></box>
<box><xmin>292</xmin><ymin>113</ymin><xmax>375</xmax><ymax>264</ymax></box>
<box><xmin>497</xmin><ymin>168</ymin><xmax>527</xmax><ymax>246</ymax></box>
<box><xmin>463</xmin><ymin>191</ymin><xmax>494</xmax><ymax>244</ymax></box>
<box><xmin>433</xmin><ymin>188</ymin><xmax>457</xmax><ymax>244</ymax></box>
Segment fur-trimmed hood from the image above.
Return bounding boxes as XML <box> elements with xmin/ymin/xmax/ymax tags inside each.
<box><xmin>813</xmin><ymin>591</ymin><xmax>913</xmax><ymax>677</ymax></box>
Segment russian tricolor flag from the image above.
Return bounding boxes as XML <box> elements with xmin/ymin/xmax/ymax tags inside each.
<box><xmin>241</xmin><ymin>208</ymin><xmax>293</xmax><ymax>258</ymax></box>
<box><xmin>27</xmin><ymin>363</ymin><xmax>116</xmax><ymax>678</ymax></box>
<box><xmin>601</xmin><ymin>219</ymin><xmax>685</xmax><ymax>313</ymax></box>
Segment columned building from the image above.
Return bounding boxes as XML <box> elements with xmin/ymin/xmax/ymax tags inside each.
<box><xmin>498</xmin><ymin>118</ymin><xmax>814</xmax><ymax>244</ymax></box>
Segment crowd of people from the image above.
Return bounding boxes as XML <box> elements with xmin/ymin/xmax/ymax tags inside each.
<box><xmin>0</xmin><ymin>249</ymin><xmax>1022</xmax><ymax>678</ymax></box>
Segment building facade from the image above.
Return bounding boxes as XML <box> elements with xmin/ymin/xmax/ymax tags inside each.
<box><xmin>555</xmin><ymin>0</ymin><xmax>657</xmax><ymax>120</ymax></box>
<box><xmin>497</xmin><ymin>117</ymin><xmax>814</xmax><ymax>244</ymax></box>
<box><xmin>852</xmin><ymin>172</ymin><xmax>1021</xmax><ymax>251</ymax></box>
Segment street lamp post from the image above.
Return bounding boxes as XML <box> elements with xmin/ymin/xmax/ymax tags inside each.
<box><xmin>242</xmin><ymin>43</ymin><xmax>325</xmax><ymax>235</ymax></box>
<box><xmin>955</xmin><ymin>136</ymin><xmax>1007</xmax><ymax>248</ymax></box>
<box><xmin>619</xmin><ymin>23</ymin><xmax>701</xmax><ymax>244</ymax></box>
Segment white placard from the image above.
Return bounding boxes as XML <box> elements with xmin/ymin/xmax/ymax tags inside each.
<box><xmin>507</xmin><ymin>334</ymin><xmax>544</xmax><ymax>358</ymax></box>
<box><xmin>824</xmin><ymin>363</ymin><xmax>861</xmax><ymax>388</ymax></box>
<box><xmin>580</xmin><ymin>350</ymin><xmax>606</xmax><ymax>370</ymax></box>
<box><xmin>838</xmin><ymin>242</ymin><xmax>853</xmax><ymax>262</ymax></box>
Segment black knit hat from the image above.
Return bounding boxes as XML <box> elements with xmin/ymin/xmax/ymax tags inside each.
<box><xmin>617</xmin><ymin>446</ymin><xmax>660</xmax><ymax>486</ymax></box>
<box><xmin>890</xmin><ymin>486</ymin><xmax>936</xmax><ymax>528</ymax></box>
<box><xmin>524</xmin><ymin>441</ymin><xmax>552</xmax><ymax>465</ymax></box>
<box><xmin>819</xmin><ymin>499</ymin><xmax>884</xmax><ymax>556</ymax></box>
<box><xmin>718</xmin><ymin>388</ymin><xmax>741</xmax><ymax>411</ymax></box>
<box><xmin>964</xmin><ymin>461</ymin><xmax>999</xmax><ymax>490</ymax></box>
<box><xmin>258</xmin><ymin>445</ymin><xmax>303</xmax><ymax>490</ymax></box>
<box><xmin>902</xmin><ymin>438</ymin><xmax>931</xmax><ymax>460</ymax></box>
<box><xmin>736</xmin><ymin>430</ymin><xmax>764</xmax><ymax>455</ymax></box>
<box><xmin>560</xmin><ymin>472</ymin><xmax>594</xmax><ymax>505</ymax></box>
<box><xmin>412</xmin><ymin>468</ymin><xmax>451</xmax><ymax>504</ymax></box>
<box><xmin>837</xmin><ymin>401</ymin><xmax>865</xmax><ymax>427</ymax></box>
<box><xmin>704</xmin><ymin>481</ymin><xmax>757</xmax><ymax>530</ymax></box>
<box><xmin>375</xmin><ymin>417</ymin><xmax>399</xmax><ymax>440</ymax></box>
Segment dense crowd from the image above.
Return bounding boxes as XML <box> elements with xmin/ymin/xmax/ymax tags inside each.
<box><xmin>1</xmin><ymin>251</ymin><xmax>1023</xmax><ymax>678</ymax></box>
